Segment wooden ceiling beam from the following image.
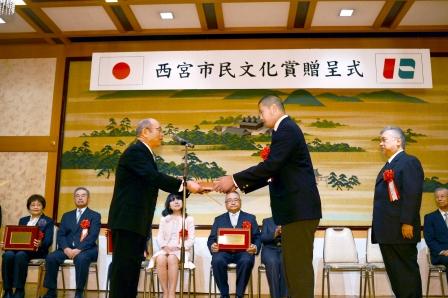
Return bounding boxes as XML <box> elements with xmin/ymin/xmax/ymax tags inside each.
<box><xmin>15</xmin><ymin>8</ymin><xmax>55</xmax><ymax>44</ymax></box>
<box><xmin>103</xmin><ymin>4</ymin><xmax>126</xmax><ymax>33</ymax></box>
<box><xmin>374</xmin><ymin>0</ymin><xmax>395</xmax><ymax>29</ymax></box>
<box><xmin>287</xmin><ymin>0</ymin><xmax>299</xmax><ymax>30</ymax></box>
<box><xmin>390</xmin><ymin>0</ymin><xmax>415</xmax><ymax>29</ymax></box>
<box><xmin>119</xmin><ymin>2</ymin><xmax>142</xmax><ymax>31</ymax></box>
<box><xmin>214</xmin><ymin>1</ymin><xmax>225</xmax><ymax>30</ymax></box>
<box><xmin>304</xmin><ymin>0</ymin><xmax>316</xmax><ymax>29</ymax></box>
<box><xmin>195</xmin><ymin>2</ymin><xmax>208</xmax><ymax>31</ymax></box>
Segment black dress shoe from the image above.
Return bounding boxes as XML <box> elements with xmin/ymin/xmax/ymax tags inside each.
<box><xmin>13</xmin><ymin>289</ymin><xmax>25</xmax><ymax>298</ymax></box>
<box><xmin>74</xmin><ymin>290</ymin><xmax>84</xmax><ymax>298</ymax></box>
<box><xmin>41</xmin><ymin>289</ymin><xmax>57</xmax><ymax>298</ymax></box>
<box><xmin>2</xmin><ymin>290</ymin><xmax>13</xmax><ymax>298</ymax></box>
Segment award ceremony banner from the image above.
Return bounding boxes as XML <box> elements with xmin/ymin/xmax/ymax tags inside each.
<box><xmin>90</xmin><ymin>49</ymin><xmax>432</xmax><ymax>90</ymax></box>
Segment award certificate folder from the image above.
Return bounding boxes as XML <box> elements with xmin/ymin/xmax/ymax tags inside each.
<box><xmin>3</xmin><ymin>225</ymin><xmax>39</xmax><ymax>251</ymax></box>
<box><xmin>217</xmin><ymin>228</ymin><xmax>251</xmax><ymax>251</ymax></box>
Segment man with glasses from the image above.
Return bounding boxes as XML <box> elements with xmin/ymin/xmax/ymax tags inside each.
<box><xmin>371</xmin><ymin>126</ymin><xmax>424</xmax><ymax>298</ymax></box>
<box><xmin>42</xmin><ymin>187</ymin><xmax>101</xmax><ymax>298</ymax></box>
<box><xmin>207</xmin><ymin>191</ymin><xmax>261</xmax><ymax>298</ymax></box>
<box><xmin>108</xmin><ymin>118</ymin><xmax>203</xmax><ymax>298</ymax></box>
<box><xmin>424</xmin><ymin>187</ymin><xmax>448</xmax><ymax>282</ymax></box>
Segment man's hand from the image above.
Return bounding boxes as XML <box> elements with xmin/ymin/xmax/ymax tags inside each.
<box><xmin>439</xmin><ymin>250</ymin><xmax>448</xmax><ymax>256</ymax></box>
<box><xmin>33</xmin><ymin>239</ymin><xmax>42</xmax><ymax>248</ymax></box>
<box><xmin>211</xmin><ymin>243</ymin><xmax>219</xmax><ymax>253</ymax></box>
<box><xmin>186</xmin><ymin>180</ymin><xmax>203</xmax><ymax>193</ymax></box>
<box><xmin>213</xmin><ymin>176</ymin><xmax>237</xmax><ymax>193</ymax></box>
<box><xmin>402</xmin><ymin>223</ymin><xmax>414</xmax><ymax>239</ymax></box>
<box><xmin>72</xmin><ymin>248</ymin><xmax>81</xmax><ymax>259</ymax></box>
<box><xmin>247</xmin><ymin>244</ymin><xmax>257</xmax><ymax>255</ymax></box>
<box><xmin>63</xmin><ymin>248</ymin><xmax>74</xmax><ymax>259</ymax></box>
<box><xmin>274</xmin><ymin>226</ymin><xmax>282</xmax><ymax>238</ymax></box>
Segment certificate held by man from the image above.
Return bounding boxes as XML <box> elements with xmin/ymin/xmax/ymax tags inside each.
<box><xmin>217</xmin><ymin>228</ymin><xmax>251</xmax><ymax>251</ymax></box>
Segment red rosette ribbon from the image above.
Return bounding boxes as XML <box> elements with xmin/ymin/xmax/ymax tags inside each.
<box><xmin>178</xmin><ymin>228</ymin><xmax>188</xmax><ymax>244</ymax></box>
<box><xmin>260</xmin><ymin>146</ymin><xmax>270</xmax><ymax>161</ymax></box>
<box><xmin>80</xmin><ymin>219</ymin><xmax>90</xmax><ymax>242</ymax></box>
<box><xmin>35</xmin><ymin>230</ymin><xmax>45</xmax><ymax>251</ymax></box>
<box><xmin>383</xmin><ymin>169</ymin><xmax>400</xmax><ymax>202</ymax></box>
<box><xmin>260</xmin><ymin>146</ymin><xmax>273</xmax><ymax>182</ymax></box>
<box><xmin>242</xmin><ymin>220</ymin><xmax>251</xmax><ymax>229</ymax></box>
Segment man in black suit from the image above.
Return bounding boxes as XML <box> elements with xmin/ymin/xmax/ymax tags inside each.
<box><xmin>261</xmin><ymin>217</ymin><xmax>288</xmax><ymax>298</ymax></box>
<box><xmin>207</xmin><ymin>191</ymin><xmax>261</xmax><ymax>298</ymax></box>
<box><xmin>424</xmin><ymin>187</ymin><xmax>448</xmax><ymax>281</ymax></box>
<box><xmin>214</xmin><ymin>95</ymin><xmax>322</xmax><ymax>298</ymax></box>
<box><xmin>108</xmin><ymin>118</ymin><xmax>202</xmax><ymax>298</ymax></box>
<box><xmin>42</xmin><ymin>187</ymin><xmax>101</xmax><ymax>298</ymax></box>
<box><xmin>371</xmin><ymin>126</ymin><xmax>424</xmax><ymax>298</ymax></box>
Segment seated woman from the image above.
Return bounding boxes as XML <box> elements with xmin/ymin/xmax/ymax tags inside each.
<box><xmin>153</xmin><ymin>193</ymin><xmax>195</xmax><ymax>298</ymax></box>
<box><xmin>1</xmin><ymin>194</ymin><xmax>54</xmax><ymax>298</ymax></box>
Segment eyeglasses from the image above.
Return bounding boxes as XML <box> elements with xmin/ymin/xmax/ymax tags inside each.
<box><xmin>147</xmin><ymin>126</ymin><xmax>163</xmax><ymax>132</ymax></box>
<box><xmin>75</xmin><ymin>194</ymin><xmax>88</xmax><ymax>198</ymax></box>
<box><xmin>225</xmin><ymin>198</ymin><xmax>240</xmax><ymax>203</ymax></box>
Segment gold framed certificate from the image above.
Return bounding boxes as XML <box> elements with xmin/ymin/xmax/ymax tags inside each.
<box><xmin>217</xmin><ymin>228</ymin><xmax>251</xmax><ymax>251</ymax></box>
<box><xmin>3</xmin><ymin>225</ymin><xmax>39</xmax><ymax>251</ymax></box>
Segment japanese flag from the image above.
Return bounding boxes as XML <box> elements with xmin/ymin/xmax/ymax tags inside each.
<box><xmin>91</xmin><ymin>55</ymin><xmax>145</xmax><ymax>90</ymax></box>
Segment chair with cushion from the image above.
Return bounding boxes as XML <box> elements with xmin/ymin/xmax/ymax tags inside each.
<box><xmin>256</xmin><ymin>263</ymin><xmax>266</xmax><ymax>298</ymax></box>
<box><xmin>425</xmin><ymin>246</ymin><xmax>446</xmax><ymax>298</ymax></box>
<box><xmin>322</xmin><ymin>227</ymin><xmax>365</xmax><ymax>298</ymax></box>
<box><xmin>146</xmin><ymin>240</ymin><xmax>196</xmax><ymax>298</ymax></box>
<box><xmin>208</xmin><ymin>263</ymin><xmax>253</xmax><ymax>298</ymax></box>
<box><xmin>364</xmin><ymin>227</ymin><xmax>386</xmax><ymax>298</ymax></box>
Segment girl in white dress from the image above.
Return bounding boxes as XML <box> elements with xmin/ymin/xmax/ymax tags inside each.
<box><xmin>155</xmin><ymin>193</ymin><xmax>195</xmax><ymax>298</ymax></box>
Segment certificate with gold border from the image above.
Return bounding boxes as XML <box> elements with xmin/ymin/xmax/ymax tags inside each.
<box><xmin>217</xmin><ymin>228</ymin><xmax>251</xmax><ymax>251</ymax></box>
<box><xmin>3</xmin><ymin>225</ymin><xmax>39</xmax><ymax>251</ymax></box>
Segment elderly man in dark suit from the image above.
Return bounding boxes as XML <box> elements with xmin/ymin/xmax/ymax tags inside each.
<box><xmin>261</xmin><ymin>217</ymin><xmax>288</xmax><ymax>298</ymax></box>
<box><xmin>207</xmin><ymin>191</ymin><xmax>261</xmax><ymax>298</ymax></box>
<box><xmin>108</xmin><ymin>118</ymin><xmax>203</xmax><ymax>298</ymax></box>
<box><xmin>214</xmin><ymin>95</ymin><xmax>321</xmax><ymax>298</ymax></box>
<box><xmin>42</xmin><ymin>187</ymin><xmax>101</xmax><ymax>298</ymax></box>
<box><xmin>424</xmin><ymin>187</ymin><xmax>448</xmax><ymax>281</ymax></box>
<box><xmin>371</xmin><ymin>126</ymin><xmax>424</xmax><ymax>298</ymax></box>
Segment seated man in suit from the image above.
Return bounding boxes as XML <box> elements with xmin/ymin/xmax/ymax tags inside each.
<box><xmin>424</xmin><ymin>187</ymin><xmax>448</xmax><ymax>281</ymax></box>
<box><xmin>42</xmin><ymin>187</ymin><xmax>101</xmax><ymax>298</ymax></box>
<box><xmin>207</xmin><ymin>191</ymin><xmax>261</xmax><ymax>298</ymax></box>
<box><xmin>261</xmin><ymin>217</ymin><xmax>288</xmax><ymax>298</ymax></box>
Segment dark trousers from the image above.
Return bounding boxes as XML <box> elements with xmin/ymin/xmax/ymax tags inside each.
<box><xmin>261</xmin><ymin>247</ymin><xmax>288</xmax><ymax>298</ymax></box>
<box><xmin>43</xmin><ymin>248</ymin><xmax>98</xmax><ymax>291</ymax></box>
<box><xmin>282</xmin><ymin>219</ymin><xmax>319</xmax><ymax>298</ymax></box>
<box><xmin>1</xmin><ymin>250</ymin><xmax>41</xmax><ymax>290</ymax></box>
<box><xmin>211</xmin><ymin>251</ymin><xmax>255</xmax><ymax>297</ymax></box>
<box><xmin>380</xmin><ymin>243</ymin><xmax>422</xmax><ymax>298</ymax></box>
<box><xmin>109</xmin><ymin>229</ymin><xmax>146</xmax><ymax>298</ymax></box>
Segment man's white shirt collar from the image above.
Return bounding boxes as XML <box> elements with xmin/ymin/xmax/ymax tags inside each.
<box><xmin>274</xmin><ymin>115</ymin><xmax>288</xmax><ymax>131</ymax></box>
<box><xmin>388</xmin><ymin>149</ymin><xmax>404</xmax><ymax>163</ymax></box>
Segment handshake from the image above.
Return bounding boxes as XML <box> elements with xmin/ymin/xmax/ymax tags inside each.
<box><xmin>186</xmin><ymin>175</ymin><xmax>237</xmax><ymax>194</ymax></box>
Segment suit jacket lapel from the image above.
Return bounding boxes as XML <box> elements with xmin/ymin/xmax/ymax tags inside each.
<box><xmin>138</xmin><ymin>140</ymin><xmax>158</xmax><ymax>171</ymax></box>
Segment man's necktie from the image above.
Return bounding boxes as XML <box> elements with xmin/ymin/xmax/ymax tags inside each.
<box><xmin>444</xmin><ymin>212</ymin><xmax>448</xmax><ymax>228</ymax></box>
<box><xmin>76</xmin><ymin>209</ymin><xmax>82</xmax><ymax>223</ymax></box>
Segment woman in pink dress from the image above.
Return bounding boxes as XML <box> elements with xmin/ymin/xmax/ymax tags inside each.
<box><xmin>154</xmin><ymin>193</ymin><xmax>195</xmax><ymax>298</ymax></box>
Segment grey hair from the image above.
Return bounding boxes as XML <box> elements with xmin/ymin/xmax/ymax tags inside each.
<box><xmin>381</xmin><ymin>126</ymin><xmax>406</xmax><ymax>149</ymax></box>
<box><xmin>136</xmin><ymin>119</ymin><xmax>153</xmax><ymax>136</ymax></box>
<box><xmin>73</xmin><ymin>186</ymin><xmax>90</xmax><ymax>198</ymax></box>
<box><xmin>434</xmin><ymin>187</ymin><xmax>448</xmax><ymax>195</ymax></box>
<box><xmin>258</xmin><ymin>95</ymin><xmax>285</xmax><ymax>113</ymax></box>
